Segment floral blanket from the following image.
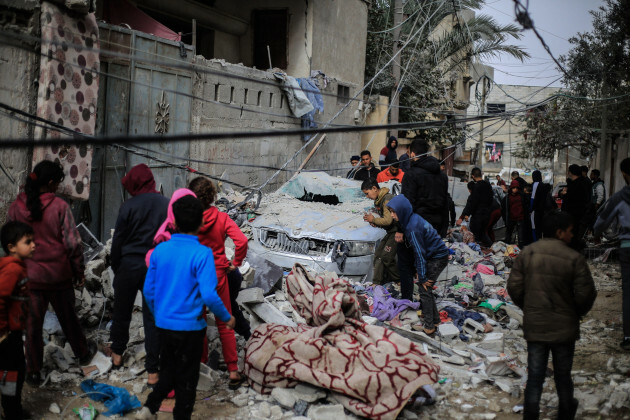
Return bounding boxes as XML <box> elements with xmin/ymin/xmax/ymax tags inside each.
<box><xmin>244</xmin><ymin>264</ymin><xmax>439</xmax><ymax>420</ymax></box>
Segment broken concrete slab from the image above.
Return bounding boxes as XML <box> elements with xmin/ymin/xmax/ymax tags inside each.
<box><xmin>245</xmin><ymin>300</ymin><xmax>297</xmax><ymax>327</ymax></box>
<box><xmin>83</xmin><ymin>351</ymin><xmax>112</xmax><ymax>376</ymax></box>
<box><xmin>246</xmin><ymin>253</ymin><xmax>284</xmax><ymax>294</ymax></box>
<box><xmin>236</xmin><ymin>287</ymin><xmax>265</xmax><ymax>304</ymax></box>
<box><xmin>386</xmin><ymin>324</ymin><xmax>455</xmax><ymax>356</ymax></box>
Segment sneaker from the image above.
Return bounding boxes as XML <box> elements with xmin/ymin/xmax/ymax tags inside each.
<box><xmin>621</xmin><ymin>338</ymin><xmax>630</xmax><ymax>351</ymax></box>
<box><xmin>79</xmin><ymin>340</ymin><xmax>98</xmax><ymax>365</ymax></box>
<box><xmin>134</xmin><ymin>406</ymin><xmax>156</xmax><ymax>420</ymax></box>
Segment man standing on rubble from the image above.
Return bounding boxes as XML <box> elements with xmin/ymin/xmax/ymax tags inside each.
<box><xmin>109</xmin><ymin>164</ymin><xmax>169</xmax><ymax>387</ymax></box>
<box><xmin>401</xmin><ymin>137</ymin><xmax>448</xmax><ymax>234</ymax></box>
<box><xmin>362</xmin><ymin>179</ymin><xmax>400</xmax><ymax>284</ymax></box>
<box><xmin>508</xmin><ymin>210</ymin><xmax>596</xmax><ymax>419</ymax></box>
<box><xmin>559</xmin><ymin>164</ymin><xmax>592</xmax><ymax>249</ymax></box>
<box><xmin>353</xmin><ymin>150</ymin><xmax>380</xmax><ymax>182</ymax></box>
<box><xmin>457</xmin><ymin>167</ymin><xmax>494</xmax><ymax>247</ymax></box>
<box><xmin>595</xmin><ymin>158</ymin><xmax>630</xmax><ymax>350</ymax></box>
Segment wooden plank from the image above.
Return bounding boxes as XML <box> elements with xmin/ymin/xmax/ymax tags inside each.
<box><xmin>296</xmin><ymin>134</ymin><xmax>327</xmax><ymax>173</ymax></box>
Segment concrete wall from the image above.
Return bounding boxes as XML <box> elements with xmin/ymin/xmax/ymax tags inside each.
<box><xmin>311</xmin><ymin>0</ymin><xmax>367</xmax><ymax>86</ymax></box>
<box><xmin>211</xmin><ymin>0</ymin><xmax>311</xmax><ymax>76</ymax></box>
<box><xmin>0</xmin><ymin>3</ymin><xmax>41</xmax><ymax>224</ymax></box>
<box><xmin>361</xmin><ymin>96</ymin><xmax>389</xmax><ymax>163</ymax></box>
<box><xmin>467</xmin><ymin>84</ymin><xmax>563</xmax><ymax>176</ymax></box>
<box><xmin>188</xmin><ymin>58</ymin><xmax>361</xmax><ymax>192</ymax></box>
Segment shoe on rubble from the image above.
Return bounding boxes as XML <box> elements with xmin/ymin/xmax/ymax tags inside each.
<box><xmin>621</xmin><ymin>338</ymin><xmax>630</xmax><ymax>351</ymax></box>
<box><xmin>134</xmin><ymin>406</ymin><xmax>156</xmax><ymax>420</ymax></box>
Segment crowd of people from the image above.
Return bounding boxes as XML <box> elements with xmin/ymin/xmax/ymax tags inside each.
<box><xmin>0</xmin><ymin>143</ymin><xmax>628</xmax><ymax>419</ymax></box>
<box><xmin>359</xmin><ymin>136</ymin><xmax>630</xmax><ymax>419</ymax></box>
<box><xmin>0</xmin><ymin>160</ymin><xmax>251</xmax><ymax>419</ymax></box>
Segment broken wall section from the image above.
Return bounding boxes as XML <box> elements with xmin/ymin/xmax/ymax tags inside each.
<box><xmin>189</xmin><ymin>58</ymin><xmax>361</xmax><ymax>192</ymax></box>
<box><xmin>0</xmin><ymin>1</ymin><xmax>41</xmax><ymax>225</ymax></box>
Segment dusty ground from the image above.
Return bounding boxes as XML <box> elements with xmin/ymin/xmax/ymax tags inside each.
<box><xmin>21</xmin><ymin>260</ymin><xmax>630</xmax><ymax>420</ymax></box>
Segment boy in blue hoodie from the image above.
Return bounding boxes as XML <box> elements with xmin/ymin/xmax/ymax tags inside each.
<box><xmin>387</xmin><ymin>195</ymin><xmax>449</xmax><ymax>335</ymax></box>
<box><xmin>137</xmin><ymin>195</ymin><xmax>234</xmax><ymax>420</ymax></box>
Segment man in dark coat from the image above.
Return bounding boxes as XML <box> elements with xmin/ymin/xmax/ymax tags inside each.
<box><xmin>353</xmin><ymin>150</ymin><xmax>380</xmax><ymax>182</ymax></box>
<box><xmin>508</xmin><ymin>210</ymin><xmax>596</xmax><ymax>420</ymax></box>
<box><xmin>457</xmin><ymin>167</ymin><xmax>494</xmax><ymax>247</ymax></box>
<box><xmin>560</xmin><ymin>164</ymin><xmax>592</xmax><ymax>248</ymax></box>
<box><xmin>401</xmin><ymin>138</ymin><xmax>448</xmax><ymax>233</ymax></box>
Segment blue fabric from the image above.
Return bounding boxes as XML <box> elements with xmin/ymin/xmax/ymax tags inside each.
<box><xmin>80</xmin><ymin>380</ymin><xmax>141</xmax><ymax>416</ymax></box>
<box><xmin>298</xmin><ymin>78</ymin><xmax>324</xmax><ymax>141</ymax></box>
<box><xmin>144</xmin><ymin>234</ymin><xmax>231</xmax><ymax>331</ymax></box>
<box><xmin>442</xmin><ymin>306</ymin><xmax>485</xmax><ymax>332</ymax></box>
<box><xmin>387</xmin><ymin>195</ymin><xmax>449</xmax><ymax>281</ymax></box>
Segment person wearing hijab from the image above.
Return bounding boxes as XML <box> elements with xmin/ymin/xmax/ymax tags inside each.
<box><xmin>109</xmin><ymin>164</ymin><xmax>169</xmax><ymax>387</ymax></box>
<box><xmin>379</xmin><ymin>136</ymin><xmax>398</xmax><ymax>167</ymax></box>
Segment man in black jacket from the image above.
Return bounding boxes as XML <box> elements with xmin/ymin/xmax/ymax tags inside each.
<box><xmin>457</xmin><ymin>167</ymin><xmax>494</xmax><ymax>247</ymax></box>
<box><xmin>560</xmin><ymin>164</ymin><xmax>592</xmax><ymax>248</ymax></box>
<box><xmin>353</xmin><ymin>150</ymin><xmax>380</xmax><ymax>182</ymax></box>
<box><xmin>401</xmin><ymin>138</ymin><xmax>448</xmax><ymax>233</ymax></box>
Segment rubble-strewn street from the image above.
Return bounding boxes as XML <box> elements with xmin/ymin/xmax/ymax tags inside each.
<box><xmin>18</xmin><ymin>228</ymin><xmax>630</xmax><ymax>419</ymax></box>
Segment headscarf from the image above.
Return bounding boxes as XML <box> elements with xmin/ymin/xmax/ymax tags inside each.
<box><xmin>121</xmin><ymin>164</ymin><xmax>158</xmax><ymax>196</ymax></box>
<box><xmin>145</xmin><ymin>188</ymin><xmax>197</xmax><ymax>267</ymax></box>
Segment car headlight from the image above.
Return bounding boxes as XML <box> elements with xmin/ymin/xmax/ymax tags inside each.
<box><xmin>346</xmin><ymin>241</ymin><xmax>375</xmax><ymax>257</ymax></box>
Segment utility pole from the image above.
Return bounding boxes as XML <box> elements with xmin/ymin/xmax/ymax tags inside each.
<box><xmin>390</xmin><ymin>0</ymin><xmax>403</xmax><ymax>139</ymax></box>
<box><xmin>478</xmin><ymin>76</ymin><xmax>487</xmax><ymax>171</ymax></box>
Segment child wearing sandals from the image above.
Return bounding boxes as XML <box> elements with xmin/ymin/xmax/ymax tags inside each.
<box><xmin>188</xmin><ymin>177</ymin><xmax>249</xmax><ymax>389</ymax></box>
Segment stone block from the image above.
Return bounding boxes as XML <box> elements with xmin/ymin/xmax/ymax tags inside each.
<box><xmin>478</xmin><ymin>332</ymin><xmax>504</xmax><ymax>353</ymax></box>
<box><xmin>438</xmin><ymin>322</ymin><xmax>460</xmax><ymax>342</ymax></box>
<box><xmin>307</xmin><ymin>404</ymin><xmax>346</xmax><ymax>420</ymax></box>
<box><xmin>237</xmin><ymin>287</ymin><xmax>265</xmax><ymax>304</ymax></box>
<box><xmin>197</xmin><ymin>363</ymin><xmax>217</xmax><ymax>391</ymax></box>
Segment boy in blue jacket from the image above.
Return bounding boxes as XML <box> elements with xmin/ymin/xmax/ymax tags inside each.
<box><xmin>137</xmin><ymin>195</ymin><xmax>234</xmax><ymax>420</ymax></box>
<box><xmin>388</xmin><ymin>195</ymin><xmax>449</xmax><ymax>335</ymax></box>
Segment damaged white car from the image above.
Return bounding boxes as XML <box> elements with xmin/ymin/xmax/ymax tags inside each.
<box><xmin>248</xmin><ymin>172</ymin><xmax>392</xmax><ymax>282</ymax></box>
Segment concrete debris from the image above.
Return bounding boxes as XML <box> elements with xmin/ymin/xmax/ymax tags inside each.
<box><xmin>48</xmin><ymin>403</ymin><xmax>61</xmax><ymax>414</ymax></box>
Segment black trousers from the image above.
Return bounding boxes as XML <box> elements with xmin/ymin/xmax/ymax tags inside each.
<box><xmin>621</xmin><ymin>248</ymin><xmax>630</xmax><ymax>338</ymax></box>
<box><xmin>420</xmin><ymin>257</ymin><xmax>448</xmax><ymax>329</ymax></box>
<box><xmin>109</xmin><ymin>267</ymin><xmax>160</xmax><ymax>373</ymax></box>
<box><xmin>524</xmin><ymin>341</ymin><xmax>576</xmax><ymax>420</ymax></box>
<box><xmin>397</xmin><ymin>242</ymin><xmax>415</xmax><ymax>301</ymax></box>
<box><xmin>145</xmin><ymin>328</ymin><xmax>205</xmax><ymax>419</ymax></box>
<box><xmin>227</xmin><ymin>270</ymin><xmax>251</xmax><ymax>340</ymax></box>
<box><xmin>470</xmin><ymin>212</ymin><xmax>491</xmax><ymax>247</ymax></box>
<box><xmin>0</xmin><ymin>331</ymin><xmax>25</xmax><ymax>420</ymax></box>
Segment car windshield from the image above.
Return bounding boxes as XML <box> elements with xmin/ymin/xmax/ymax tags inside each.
<box><xmin>277</xmin><ymin>172</ymin><xmax>365</xmax><ymax>204</ymax></box>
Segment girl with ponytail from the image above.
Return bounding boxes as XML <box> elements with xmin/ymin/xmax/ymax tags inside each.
<box><xmin>8</xmin><ymin>160</ymin><xmax>95</xmax><ymax>385</ymax></box>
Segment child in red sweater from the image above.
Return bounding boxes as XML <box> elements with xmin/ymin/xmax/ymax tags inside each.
<box><xmin>0</xmin><ymin>221</ymin><xmax>35</xmax><ymax>419</ymax></box>
<box><xmin>188</xmin><ymin>177</ymin><xmax>249</xmax><ymax>390</ymax></box>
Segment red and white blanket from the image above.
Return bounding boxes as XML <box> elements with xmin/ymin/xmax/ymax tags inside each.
<box><xmin>244</xmin><ymin>264</ymin><xmax>439</xmax><ymax>420</ymax></box>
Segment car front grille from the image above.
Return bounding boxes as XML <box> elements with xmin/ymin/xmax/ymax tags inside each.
<box><xmin>258</xmin><ymin>229</ymin><xmax>332</xmax><ymax>256</ymax></box>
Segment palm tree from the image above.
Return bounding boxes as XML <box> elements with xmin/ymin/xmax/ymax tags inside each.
<box><xmin>365</xmin><ymin>0</ymin><xmax>530</xmax><ymax>143</ymax></box>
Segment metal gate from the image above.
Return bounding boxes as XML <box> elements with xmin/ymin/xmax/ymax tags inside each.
<box><xmin>86</xmin><ymin>24</ymin><xmax>193</xmax><ymax>240</ymax></box>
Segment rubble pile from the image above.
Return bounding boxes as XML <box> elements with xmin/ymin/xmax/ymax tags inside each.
<box><xmin>31</xmin><ymin>217</ymin><xmax>630</xmax><ymax>419</ymax></box>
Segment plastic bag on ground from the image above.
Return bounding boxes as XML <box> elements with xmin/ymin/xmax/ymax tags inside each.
<box><xmin>80</xmin><ymin>379</ymin><xmax>141</xmax><ymax>416</ymax></box>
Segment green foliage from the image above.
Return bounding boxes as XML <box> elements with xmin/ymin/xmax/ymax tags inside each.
<box><xmin>518</xmin><ymin>0</ymin><xmax>630</xmax><ymax>160</ymax></box>
<box><xmin>364</xmin><ymin>0</ymin><xmax>529</xmax><ymax>148</ymax></box>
